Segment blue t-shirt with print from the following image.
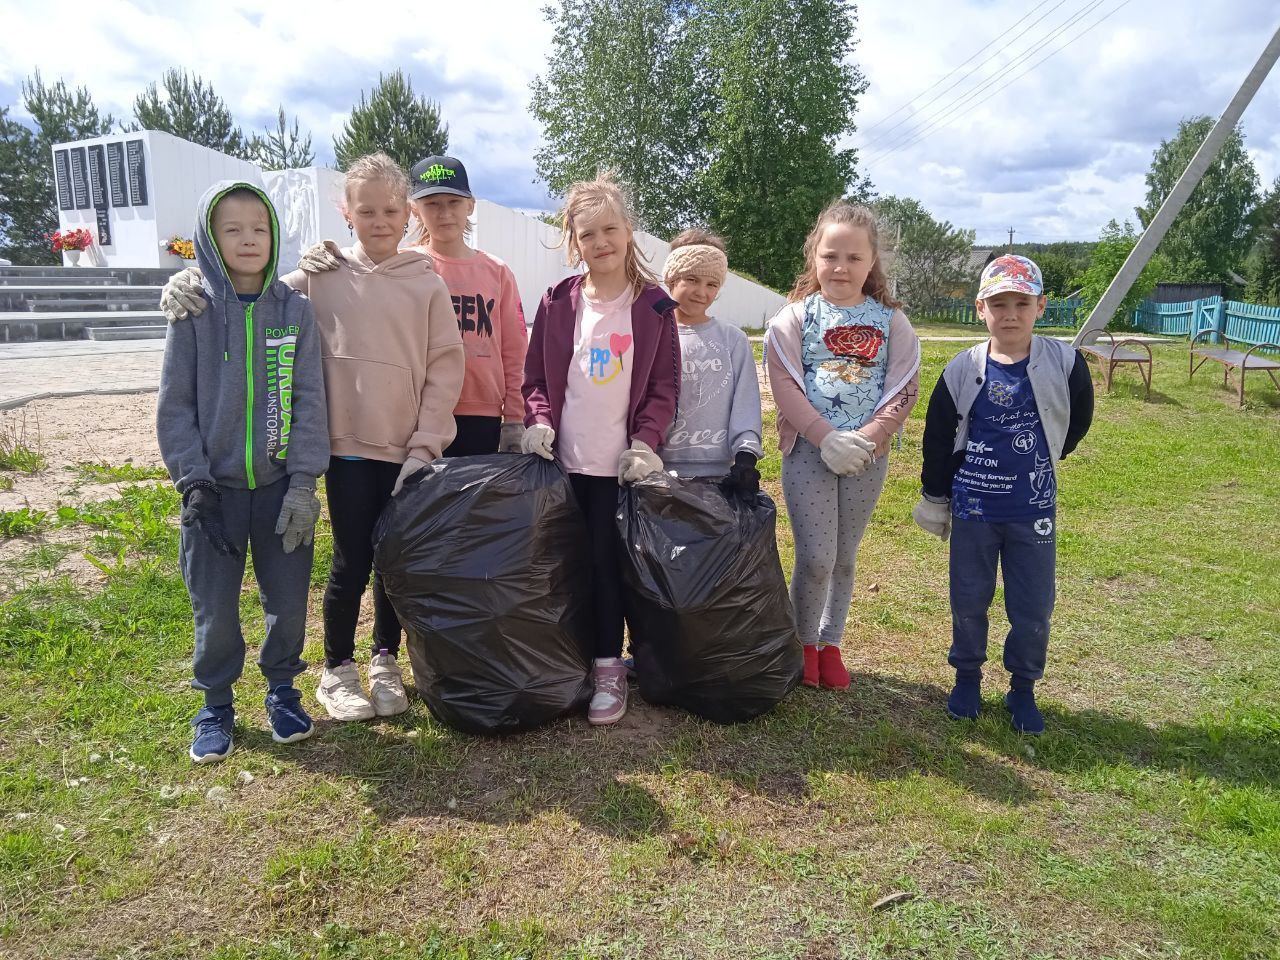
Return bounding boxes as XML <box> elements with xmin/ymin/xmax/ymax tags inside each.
<box><xmin>951</xmin><ymin>356</ymin><xmax>1056</xmax><ymax>523</ymax></box>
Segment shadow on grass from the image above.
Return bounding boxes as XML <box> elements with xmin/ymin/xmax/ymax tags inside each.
<box><xmin>283</xmin><ymin>666</ymin><xmax>1279</xmax><ymax>844</ymax></box>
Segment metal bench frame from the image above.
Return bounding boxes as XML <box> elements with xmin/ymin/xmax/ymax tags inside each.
<box><xmin>1189</xmin><ymin>330</ymin><xmax>1280</xmax><ymax>406</ymax></box>
<box><xmin>1078</xmin><ymin>330</ymin><xmax>1153</xmax><ymax>399</ymax></box>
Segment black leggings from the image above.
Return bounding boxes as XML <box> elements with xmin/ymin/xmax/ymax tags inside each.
<box><xmin>444</xmin><ymin>415</ymin><xmax>501</xmax><ymax>457</ymax></box>
<box><xmin>322</xmin><ymin>456</ymin><xmax>404</xmax><ymax>665</ymax></box>
<box><xmin>568</xmin><ymin>472</ymin><xmax>625</xmax><ymax>659</ymax></box>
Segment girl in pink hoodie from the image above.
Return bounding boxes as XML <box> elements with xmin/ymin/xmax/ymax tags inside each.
<box><xmin>280</xmin><ymin>154</ymin><xmax>464</xmax><ymax>723</ymax></box>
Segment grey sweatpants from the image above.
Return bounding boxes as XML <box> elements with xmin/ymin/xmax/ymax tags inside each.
<box><xmin>181</xmin><ymin>477</ymin><xmax>313</xmax><ymax>707</ymax></box>
<box><xmin>781</xmin><ymin>437</ymin><xmax>889</xmax><ymax>647</ymax></box>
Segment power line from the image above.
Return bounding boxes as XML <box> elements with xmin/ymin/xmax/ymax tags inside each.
<box><xmin>864</xmin><ymin>0</ymin><xmax>1111</xmax><ymax>161</ymax></box>
<box><xmin>869</xmin><ymin>0</ymin><xmax>1137</xmax><ymax>164</ymax></box>
<box><xmin>859</xmin><ymin>0</ymin><xmax>1065</xmax><ymax>139</ymax></box>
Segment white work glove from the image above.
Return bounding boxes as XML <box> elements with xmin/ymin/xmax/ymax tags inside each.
<box><xmin>521</xmin><ymin>424</ymin><xmax>556</xmax><ymax>460</ymax></box>
<box><xmin>912</xmin><ymin>496</ymin><xmax>952</xmax><ymax>541</ymax></box>
<box><xmin>391</xmin><ymin>456</ymin><xmax>429</xmax><ymax>497</ymax></box>
<box><xmin>274</xmin><ymin>486</ymin><xmax>321</xmax><ymax>554</ymax></box>
<box><xmin>618</xmin><ymin>439</ymin><xmax>663</xmax><ymax>485</ymax></box>
<box><xmin>498</xmin><ymin>422</ymin><xmax>525</xmax><ymax>453</ymax></box>
<box><xmin>298</xmin><ymin>240</ymin><xmax>343</xmax><ymax>274</ymax></box>
<box><xmin>161</xmin><ymin>267</ymin><xmax>207</xmax><ymax>323</ymax></box>
<box><xmin>819</xmin><ymin>430</ymin><xmax>875</xmax><ymax>476</ymax></box>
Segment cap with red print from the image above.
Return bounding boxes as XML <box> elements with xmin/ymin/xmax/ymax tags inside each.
<box><xmin>978</xmin><ymin>254</ymin><xmax>1043</xmax><ymax>300</ymax></box>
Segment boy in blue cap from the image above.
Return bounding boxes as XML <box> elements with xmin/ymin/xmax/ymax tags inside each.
<box><xmin>157</xmin><ymin>181</ymin><xmax>329</xmax><ymax>762</ymax></box>
<box><xmin>913</xmin><ymin>255</ymin><xmax>1093</xmax><ymax>734</ymax></box>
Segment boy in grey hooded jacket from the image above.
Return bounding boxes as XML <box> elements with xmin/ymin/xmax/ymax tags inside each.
<box><xmin>157</xmin><ymin>181</ymin><xmax>329</xmax><ymax>763</ymax></box>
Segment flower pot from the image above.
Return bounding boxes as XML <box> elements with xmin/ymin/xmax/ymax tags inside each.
<box><xmin>65</xmin><ymin>250</ymin><xmax>81</xmax><ymax>267</ymax></box>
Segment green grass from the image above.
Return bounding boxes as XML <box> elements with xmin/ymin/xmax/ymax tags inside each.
<box><xmin>70</xmin><ymin>461</ymin><xmax>169</xmax><ymax>484</ymax></box>
<box><xmin>0</xmin><ymin>415</ymin><xmax>47</xmax><ymax>475</ymax></box>
<box><xmin>0</xmin><ymin>507</ymin><xmax>47</xmax><ymax>539</ymax></box>
<box><xmin>1</xmin><ymin>345</ymin><xmax>1278</xmax><ymax>958</ymax></box>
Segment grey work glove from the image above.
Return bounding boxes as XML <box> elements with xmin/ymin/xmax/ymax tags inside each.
<box><xmin>298</xmin><ymin>240</ymin><xmax>343</xmax><ymax>274</ymax></box>
<box><xmin>521</xmin><ymin>424</ymin><xmax>556</xmax><ymax>460</ymax></box>
<box><xmin>819</xmin><ymin>429</ymin><xmax>875</xmax><ymax>476</ymax></box>
<box><xmin>618</xmin><ymin>439</ymin><xmax>663</xmax><ymax>485</ymax></box>
<box><xmin>912</xmin><ymin>496</ymin><xmax>952</xmax><ymax>540</ymax></box>
<box><xmin>274</xmin><ymin>486</ymin><xmax>321</xmax><ymax>554</ymax></box>
<box><xmin>498</xmin><ymin>422</ymin><xmax>525</xmax><ymax>453</ymax></box>
<box><xmin>161</xmin><ymin>267</ymin><xmax>207</xmax><ymax>323</ymax></box>
<box><xmin>391</xmin><ymin>456</ymin><xmax>429</xmax><ymax>497</ymax></box>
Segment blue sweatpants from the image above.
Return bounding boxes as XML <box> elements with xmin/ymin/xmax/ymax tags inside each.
<box><xmin>948</xmin><ymin>516</ymin><xmax>1056</xmax><ymax>686</ymax></box>
<box><xmin>181</xmin><ymin>477</ymin><xmax>313</xmax><ymax>707</ymax></box>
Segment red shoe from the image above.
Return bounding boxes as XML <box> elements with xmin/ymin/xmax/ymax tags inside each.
<box><xmin>802</xmin><ymin>645</ymin><xmax>820</xmax><ymax>687</ymax></box>
<box><xmin>818</xmin><ymin>645</ymin><xmax>850</xmax><ymax>690</ymax></box>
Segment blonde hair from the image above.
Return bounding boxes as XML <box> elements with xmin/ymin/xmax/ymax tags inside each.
<box><xmin>557</xmin><ymin>171</ymin><xmax>657</xmax><ymax>295</ymax></box>
<box><xmin>788</xmin><ymin>201</ymin><xmax>901</xmax><ymax>308</ymax></box>
<box><xmin>341</xmin><ymin>152</ymin><xmax>411</xmax><ymax>212</ymax></box>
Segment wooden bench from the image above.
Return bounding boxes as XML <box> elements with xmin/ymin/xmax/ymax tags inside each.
<box><xmin>1078</xmin><ymin>331</ymin><xmax>1153</xmax><ymax>399</ymax></box>
<box><xmin>1189</xmin><ymin>330</ymin><xmax>1280</xmax><ymax>406</ymax></box>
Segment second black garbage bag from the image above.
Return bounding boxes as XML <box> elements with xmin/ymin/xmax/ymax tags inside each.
<box><xmin>617</xmin><ymin>474</ymin><xmax>803</xmax><ymax>723</ymax></box>
<box><xmin>373</xmin><ymin>455</ymin><xmax>593</xmax><ymax>735</ymax></box>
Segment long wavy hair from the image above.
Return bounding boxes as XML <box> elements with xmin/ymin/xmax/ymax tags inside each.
<box><xmin>557</xmin><ymin>170</ymin><xmax>657</xmax><ymax>296</ymax></box>
<box><xmin>788</xmin><ymin>200</ymin><xmax>901</xmax><ymax>308</ymax></box>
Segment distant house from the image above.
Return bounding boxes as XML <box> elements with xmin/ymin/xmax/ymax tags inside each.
<box><xmin>945</xmin><ymin>247</ymin><xmax>999</xmax><ymax>297</ymax></box>
<box><xmin>1151</xmin><ymin>282</ymin><xmax>1224</xmax><ymax>304</ymax></box>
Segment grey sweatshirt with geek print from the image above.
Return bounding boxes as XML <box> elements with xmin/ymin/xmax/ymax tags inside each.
<box><xmin>664</xmin><ymin>317</ymin><xmax>764</xmax><ymax>477</ymax></box>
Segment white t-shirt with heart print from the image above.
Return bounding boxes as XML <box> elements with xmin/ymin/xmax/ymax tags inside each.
<box><xmin>558</xmin><ymin>286</ymin><xmax>635</xmax><ymax>476</ymax></box>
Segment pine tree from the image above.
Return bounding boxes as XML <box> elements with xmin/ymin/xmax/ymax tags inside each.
<box><xmin>130</xmin><ymin>69</ymin><xmax>255</xmax><ymax>160</ymax></box>
<box><xmin>254</xmin><ymin>107</ymin><xmax>315</xmax><ymax>170</ymax></box>
<box><xmin>332</xmin><ymin>71</ymin><xmax>448</xmax><ymax>172</ymax></box>
<box><xmin>3</xmin><ymin>72</ymin><xmax>115</xmax><ymax>263</ymax></box>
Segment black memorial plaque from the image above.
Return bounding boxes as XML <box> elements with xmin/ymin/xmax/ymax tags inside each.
<box><xmin>96</xmin><ymin>205</ymin><xmax>111</xmax><ymax>247</ymax></box>
<box><xmin>106</xmin><ymin>141</ymin><xmax>127</xmax><ymax>206</ymax></box>
<box><xmin>126</xmin><ymin>140</ymin><xmax>148</xmax><ymax>206</ymax></box>
<box><xmin>54</xmin><ymin>149</ymin><xmax>72</xmax><ymax>210</ymax></box>
<box><xmin>69</xmin><ymin>147</ymin><xmax>90</xmax><ymax>209</ymax></box>
<box><xmin>88</xmin><ymin>144</ymin><xmax>107</xmax><ymax>207</ymax></box>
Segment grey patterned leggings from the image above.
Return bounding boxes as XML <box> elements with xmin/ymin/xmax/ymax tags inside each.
<box><xmin>781</xmin><ymin>437</ymin><xmax>889</xmax><ymax>647</ymax></box>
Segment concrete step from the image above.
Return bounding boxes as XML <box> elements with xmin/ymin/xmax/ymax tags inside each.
<box><xmin>28</xmin><ymin>298</ymin><xmax>162</xmax><ymax>312</ymax></box>
<box><xmin>0</xmin><ymin>310</ymin><xmax>166</xmax><ymax>343</ymax></box>
<box><xmin>86</xmin><ymin>325</ymin><xmax>167</xmax><ymax>341</ymax></box>
<box><xmin>0</xmin><ymin>265</ymin><xmax>178</xmax><ymax>286</ymax></box>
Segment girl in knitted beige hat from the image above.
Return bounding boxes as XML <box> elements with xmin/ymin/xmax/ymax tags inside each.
<box><xmin>660</xmin><ymin>229</ymin><xmax>763</xmax><ymax>498</ymax></box>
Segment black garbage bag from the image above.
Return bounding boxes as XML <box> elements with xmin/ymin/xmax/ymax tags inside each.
<box><xmin>617</xmin><ymin>474</ymin><xmax>803</xmax><ymax>723</ymax></box>
<box><xmin>373</xmin><ymin>454</ymin><xmax>593</xmax><ymax>735</ymax></box>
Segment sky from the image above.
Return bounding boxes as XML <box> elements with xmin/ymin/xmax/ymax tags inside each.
<box><xmin>1</xmin><ymin>0</ymin><xmax>1277</xmax><ymax>246</ymax></box>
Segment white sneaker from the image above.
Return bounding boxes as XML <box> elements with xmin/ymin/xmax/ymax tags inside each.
<box><xmin>369</xmin><ymin>651</ymin><xmax>410</xmax><ymax>717</ymax></box>
<box><xmin>316</xmin><ymin>661</ymin><xmax>375</xmax><ymax>721</ymax></box>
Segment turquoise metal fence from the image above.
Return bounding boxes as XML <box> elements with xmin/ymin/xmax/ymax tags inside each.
<box><xmin>929</xmin><ymin>297</ymin><xmax>1082</xmax><ymax>327</ymax></box>
<box><xmin>1133</xmin><ymin>296</ymin><xmax>1280</xmax><ymax>347</ymax></box>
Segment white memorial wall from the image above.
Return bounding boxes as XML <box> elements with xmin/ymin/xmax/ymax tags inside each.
<box><xmin>52</xmin><ymin>132</ymin><xmax>786</xmax><ymax>329</ymax></box>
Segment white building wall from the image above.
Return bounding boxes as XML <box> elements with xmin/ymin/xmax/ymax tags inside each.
<box><xmin>471</xmin><ymin>199</ymin><xmax>786</xmax><ymax>330</ymax></box>
<box><xmin>49</xmin><ymin>133</ymin><xmax>786</xmax><ymax>326</ymax></box>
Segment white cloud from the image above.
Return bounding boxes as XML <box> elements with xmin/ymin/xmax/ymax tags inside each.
<box><xmin>1</xmin><ymin>0</ymin><xmax>1276</xmax><ymax>235</ymax></box>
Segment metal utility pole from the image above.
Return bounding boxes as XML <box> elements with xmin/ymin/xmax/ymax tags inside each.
<box><xmin>1007</xmin><ymin>226</ymin><xmax>1016</xmax><ymax>251</ymax></box>
<box><xmin>1073</xmin><ymin>23</ymin><xmax>1280</xmax><ymax>347</ymax></box>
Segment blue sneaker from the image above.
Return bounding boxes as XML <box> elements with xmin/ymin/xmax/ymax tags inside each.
<box><xmin>265</xmin><ymin>686</ymin><xmax>315</xmax><ymax>744</ymax></box>
<box><xmin>190</xmin><ymin>705</ymin><xmax>235</xmax><ymax>764</ymax></box>
<box><xmin>1004</xmin><ymin>689</ymin><xmax>1045</xmax><ymax>735</ymax></box>
<box><xmin>946</xmin><ymin>674</ymin><xmax>982</xmax><ymax>720</ymax></box>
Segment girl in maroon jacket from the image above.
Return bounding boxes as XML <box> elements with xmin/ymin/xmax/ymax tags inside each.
<box><xmin>521</xmin><ymin>172</ymin><xmax>680</xmax><ymax>726</ymax></box>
